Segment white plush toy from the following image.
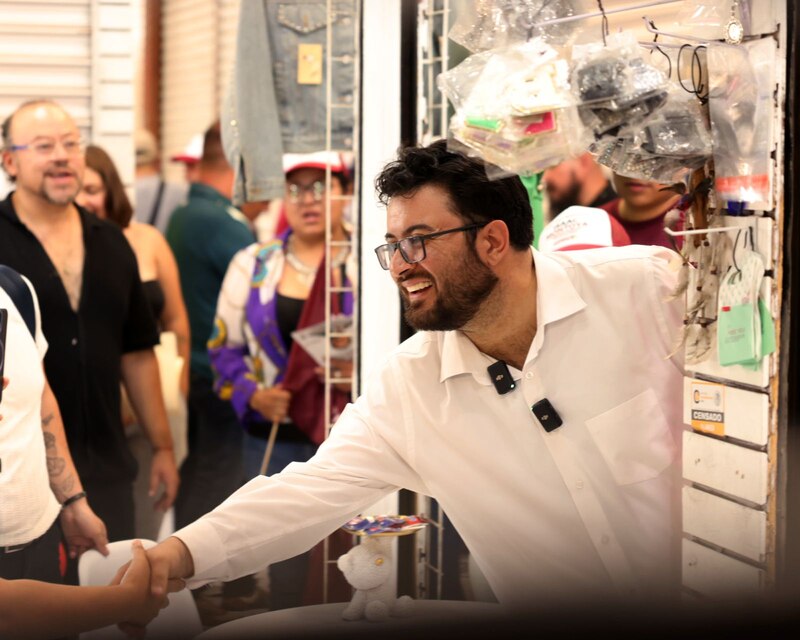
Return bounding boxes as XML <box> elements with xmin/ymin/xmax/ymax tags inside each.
<box><xmin>337</xmin><ymin>536</ymin><xmax>414</xmax><ymax>622</ymax></box>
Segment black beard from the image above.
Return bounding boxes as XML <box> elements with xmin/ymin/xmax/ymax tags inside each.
<box><xmin>401</xmin><ymin>246</ymin><xmax>499</xmax><ymax>332</ymax></box>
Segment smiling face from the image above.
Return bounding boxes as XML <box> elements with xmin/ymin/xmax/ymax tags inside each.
<box><xmin>386</xmin><ymin>184</ymin><xmax>498</xmax><ymax>332</ymax></box>
<box><xmin>284</xmin><ymin>167</ymin><xmax>346</xmax><ymax>242</ymax></box>
<box><xmin>75</xmin><ymin>167</ymin><xmax>107</xmax><ymax>218</ymax></box>
<box><xmin>2</xmin><ymin>103</ymin><xmax>84</xmax><ymax>207</ymax></box>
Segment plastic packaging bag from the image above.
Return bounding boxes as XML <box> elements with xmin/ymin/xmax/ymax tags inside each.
<box><xmin>591</xmin><ymin>87</ymin><xmax>712</xmax><ymax>184</ymax></box>
<box><xmin>438</xmin><ymin>38</ymin><xmax>588</xmax><ymax>177</ymax></box>
<box><xmin>707</xmin><ymin>38</ymin><xmax>775</xmax><ymax>207</ymax></box>
<box><xmin>448</xmin><ymin>0</ymin><xmax>586</xmax><ymax>52</ymax></box>
<box><xmin>570</xmin><ymin>32</ymin><xmax>669</xmax><ymax>139</ymax></box>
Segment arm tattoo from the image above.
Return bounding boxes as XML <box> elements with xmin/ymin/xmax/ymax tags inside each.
<box><xmin>43</xmin><ymin>430</ymin><xmax>56</xmax><ymax>450</ymax></box>
<box><xmin>42</xmin><ymin>412</ymin><xmax>55</xmax><ymax>429</ymax></box>
<box><xmin>47</xmin><ymin>457</ymin><xmax>66</xmax><ymax>477</ymax></box>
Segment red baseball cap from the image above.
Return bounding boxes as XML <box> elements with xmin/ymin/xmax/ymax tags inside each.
<box><xmin>539</xmin><ymin>206</ymin><xmax>631</xmax><ymax>251</ymax></box>
<box><xmin>170</xmin><ymin>133</ymin><xmax>203</xmax><ymax>165</ymax></box>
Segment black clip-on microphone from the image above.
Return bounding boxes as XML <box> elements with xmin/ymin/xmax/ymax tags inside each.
<box><xmin>487</xmin><ymin>360</ymin><xmax>562</xmax><ymax>432</ymax></box>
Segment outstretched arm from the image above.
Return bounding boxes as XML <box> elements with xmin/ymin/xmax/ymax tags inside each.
<box><xmin>0</xmin><ymin>541</ymin><xmax>167</xmax><ymax>640</ymax></box>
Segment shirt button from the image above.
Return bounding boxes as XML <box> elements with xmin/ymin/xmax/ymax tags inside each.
<box><xmin>71</xmin><ymin>338</ymin><xmax>78</xmax><ymax>346</ymax></box>
<box><xmin>575</xmin><ymin>480</ymin><xmax>584</xmax><ymax>489</ymax></box>
<box><xmin>525</xmin><ymin>371</ymin><xmax>533</xmax><ymax>380</ymax></box>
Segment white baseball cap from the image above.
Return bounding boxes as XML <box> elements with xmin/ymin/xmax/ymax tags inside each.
<box><xmin>539</xmin><ymin>206</ymin><xmax>631</xmax><ymax>251</ymax></box>
<box><xmin>170</xmin><ymin>133</ymin><xmax>204</xmax><ymax>165</ymax></box>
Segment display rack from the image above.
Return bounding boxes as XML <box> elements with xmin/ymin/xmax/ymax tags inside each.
<box><xmin>320</xmin><ymin>0</ymin><xmax>362</xmax><ymax>603</ymax></box>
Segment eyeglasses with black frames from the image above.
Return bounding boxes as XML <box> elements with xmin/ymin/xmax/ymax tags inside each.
<box><xmin>374</xmin><ymin>222</ymin><xmax>487</xmax><ymax>270</ymax></box>
<box><xmin>287</xmin><ymin>180</ymin><xmax>326</xmax><ymax>203</ymax></box>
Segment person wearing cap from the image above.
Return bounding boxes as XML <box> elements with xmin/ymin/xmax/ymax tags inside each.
<box><xmin>134</xmin><ymin>129</ymin><xmax>188</xmax><ymax>235</ymax></box>
<box><xmin>538</xmin><ymin>205</ymin><xmax>631</xmax><ymax>252</ymax></box>
<box><xmin>165</xmin><ymin>121</ymin><xmax>258</xmax><ymax>535</ymax></box>
<box><xmin>208</xmin><ymin>150</ymin><xmax>354</xmax><ymax>610</ymax></box>
<box><xmin>170</xmin><ymin>133</ymin><xmax>203</xmax><ymax>185</ymax></box>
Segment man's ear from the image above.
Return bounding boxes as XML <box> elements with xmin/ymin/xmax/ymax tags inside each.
<box><xmin>2</xmin><ymin>151</ymin><xmax>19</xmax><ymax>182</ymax></box>
<box><xmin>476</xmin><ymin>219</ymin><xmax>510</xmax><ymax>266</ymax></box>
<box><xmin>1</xmin><ymin>150</ymin><xmax>17</xmax><ymax>181</ymax></box>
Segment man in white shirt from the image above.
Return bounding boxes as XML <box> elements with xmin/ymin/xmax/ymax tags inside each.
<box><xmin>0</xmin><ymin>267</ymin><xmax>109</xmax><ymax>583</ymax></box>
<box><xmin>133</xmin><ymin>140</ymin><xmax>684</xmax><ymax>624</ymax></box>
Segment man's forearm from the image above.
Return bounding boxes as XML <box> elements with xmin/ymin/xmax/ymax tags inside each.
<box><xmin>41</xmin><ymin>377</ymin><xmax>83</xmax><ymax>502</ymax></box>
<box><xmin>120</xmin><ymin>349</ymin><xmax>174</xmax><ymax>451</ymax></box>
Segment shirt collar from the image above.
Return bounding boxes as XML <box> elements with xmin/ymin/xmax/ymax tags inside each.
<box><xmin>439</xmin><ymin>248</ymin><xmax>587</xmax><ymax>385</ymax></box>
<box><xmin>1</xmin><ymin>191</ymin><xmax>98</xmax><ymax>230</ymax></box>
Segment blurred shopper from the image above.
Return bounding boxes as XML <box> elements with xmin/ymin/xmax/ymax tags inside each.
<box><xmin>77</xmin><ymin>144</ymin><xmax>191</xmax><ymax>541</ymax></box>
<box><xmin>134</xmin><ymin>129</ymin><xmax>188</xmax><ymax>234</ymax></box>
<box><xmin>170</xmin><ymin>133</ymin><xmax>203</xmax><ymax>184</ymax></box>
<box><xmin>0</xmin><ymin>100</ymin><xmax>178</xmax><ymax>549</ymax></box>
<box><xmin>538</xmin><ymin>205</ymin><xmax>631</xmax><ymax>252</ymax></box>
<box><xmin>601</xmin><ymin>173</ymin><xmax>682</xmax><ymax>249</ymax></box>
<box><xmin>166</xmin><ymin>121</ymin><xmax>257</xmax><ymax>530</ymax></box>
<box><xmin>209</xmin><ymin>151</ymin><xmax>354</xmax><ymax>609</ymax></box>
<box><xmin>542</xmin><ymin>152</ymin><xmax>616</xmax><ymax>216</ymax></box>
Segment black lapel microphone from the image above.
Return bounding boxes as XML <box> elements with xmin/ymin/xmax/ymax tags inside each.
<box><xmin>488</xmin><ymin>360</ymin><xmax>563</xmax><ymax>432</ymax></box>
<box><xmin>487</xmin><ymin>360</ymin><xmax>516</xmax><ymax>394</ymax></box>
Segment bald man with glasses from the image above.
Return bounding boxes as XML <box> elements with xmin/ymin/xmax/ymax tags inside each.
<box><xmin>0</xmin><ymin>100</ymin><xmax>179</xmax><ymax>560</ymax></box>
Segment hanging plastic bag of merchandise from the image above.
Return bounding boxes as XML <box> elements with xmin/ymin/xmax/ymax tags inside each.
<box><xmin>716</xmin><ymin>229</ymin><xmax>774</xmax><ymax>368</ymax></box>
<box><xmin>671</xmin><ymin>0</ymin><xmax>751</xmax><ymax>42</ymax></box>
<box><xmin>438</xmin><ymin>38</ymin><xmax>588</xmax><ymax>177</ymax></box>
<box><xmin>448</xmin><ymin>0</ymin><xmax>586</xmax><ymax>53</ymax></box>
<box><xmin>592</xmin><ymin>86</ymin><xmax>713</xmax><ymax>184</ymax></box>
<box><xmin>570</xmin><ymin>31</ymin><xmax>669</xmax><ymax>140</ymax></box>
<box><xmin>707</xmin><ymin>38</ymin><xmax>776</xmax><ymax>208</ymax></box>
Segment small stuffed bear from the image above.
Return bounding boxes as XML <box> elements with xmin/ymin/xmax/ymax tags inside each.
<box><xmin>337</xmin><ymin>536</ymin><xmax>414</xmax><ymax>622</ymax></box>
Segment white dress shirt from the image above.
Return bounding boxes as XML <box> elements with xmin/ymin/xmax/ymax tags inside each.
<box><xmin>176</xmin><ymin>245</ymin><xmax>685</xmax><ymax>610</ymax></box>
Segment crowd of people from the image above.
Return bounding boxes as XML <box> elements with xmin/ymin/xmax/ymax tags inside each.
<box><xmin>1</xmin><ymin>98</ymin><xmax>687</xmax><ymax>637</ymax></box>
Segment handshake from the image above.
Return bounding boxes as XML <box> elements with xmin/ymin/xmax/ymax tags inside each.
<box><xmin>0</xmin><ymin>537</ymin><xmax>194</xmax><ymax>639</ymax></box>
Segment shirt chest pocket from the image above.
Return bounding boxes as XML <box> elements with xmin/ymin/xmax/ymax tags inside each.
<box><xmin>585</xmin><ymin>388</ymin><xmax>677</xmax><ymax>485</ymax></box>
<box><xmin>276</xmin><ymin>2</ymin><xmax>350</xmax><ymax>35</ymax></box>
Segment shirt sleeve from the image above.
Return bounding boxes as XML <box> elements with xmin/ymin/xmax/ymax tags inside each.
<box><xmin>175</xmin><ymin>358</ymin><xmax>428</xmax><ymax>587</ymax></box>
<box><xmin>208</xmin><ymin>248</ymin><xmax>261</xmax><ymax>423</ymax></box>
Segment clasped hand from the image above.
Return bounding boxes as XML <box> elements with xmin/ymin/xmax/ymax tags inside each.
<box><xmin>113</xmin><ymin>540</ymin><xmax>170</xmax><ymax>634</ymax></box>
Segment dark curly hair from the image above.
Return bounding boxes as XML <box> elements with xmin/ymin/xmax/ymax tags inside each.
<box><xmin>375</xmin><ymin>140</ymin><xmax>533</xmax><ymax>249</ymax></box>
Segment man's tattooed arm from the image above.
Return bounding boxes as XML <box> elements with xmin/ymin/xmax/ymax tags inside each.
<box><xmin>41</xmin><ymin>384</ymin><xmax>82</xmax><ymax>503</ymax></box>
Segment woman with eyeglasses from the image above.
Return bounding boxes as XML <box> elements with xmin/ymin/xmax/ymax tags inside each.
<box><xmin>76</xmin><ymin>144</ymin><xmax>190</xmax><ymax>542</ymax></box>
<box><xmin>209</xmin><ymin>151</ymin><xmax>355</xmax><ymax>610</ymax></box>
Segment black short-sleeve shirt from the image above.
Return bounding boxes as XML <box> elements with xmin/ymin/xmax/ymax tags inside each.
<box><xmin>0</xmin><ymin>193</ymin><xmax>159</xmax><ymax>484</ymax></box>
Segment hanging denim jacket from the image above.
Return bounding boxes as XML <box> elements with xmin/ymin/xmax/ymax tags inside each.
<box><xmin>223</xmin><ymin>0</ymin><xmax>357</xmax><ymax>206</ymax></box>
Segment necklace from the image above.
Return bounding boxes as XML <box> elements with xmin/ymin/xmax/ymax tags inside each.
<box><xmin>285</xmin><ymin>237</ymin><xmax>350</xmax><ymax>288</ymax></box>
<box><xmin>285</xmin><ymin>241</ymin><xmax>318</xmax><ymax>288</ymax></box>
